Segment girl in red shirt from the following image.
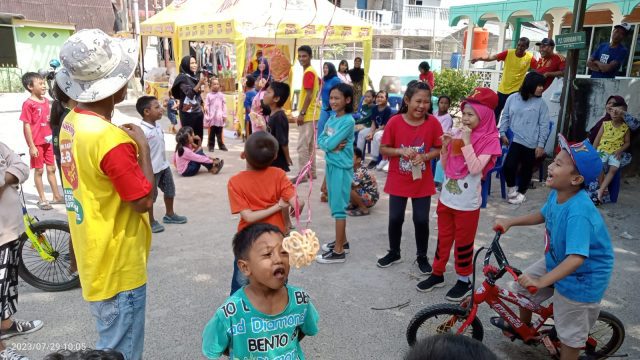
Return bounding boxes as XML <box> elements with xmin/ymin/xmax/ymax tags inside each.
<box><xmin>376</xmin><ymin>81</ymin><xmax>443</xmax><ymax>276</ymax></box>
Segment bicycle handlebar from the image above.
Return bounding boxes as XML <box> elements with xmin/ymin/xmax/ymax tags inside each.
<box><xmin>487</xmin><ymin>230</ymin><xmax>538</xmax><ymax>295</ymax></box>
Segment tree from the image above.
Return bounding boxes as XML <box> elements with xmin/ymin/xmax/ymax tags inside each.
<box><xmin>433</xmin><ymin>69</ymin><xmax>480</xmax><ymax>115</ymax></box>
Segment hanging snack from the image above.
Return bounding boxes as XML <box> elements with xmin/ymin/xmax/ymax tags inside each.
<box><xmin>282</xmin><ymin>229</ymin><xmax>320</xmax><ymax>268</ymax></box>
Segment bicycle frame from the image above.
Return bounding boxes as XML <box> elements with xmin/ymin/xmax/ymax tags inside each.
<box><xmin>18</xmin><ymin>183</ymin><xmax>55</xmax><ymax>262</ymax></box>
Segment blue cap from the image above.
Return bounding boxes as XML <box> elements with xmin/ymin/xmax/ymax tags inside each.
<box><xmin>557</xmin><ymin>134</ymin><xmax>602</xmax><ymax>186</ymax></box>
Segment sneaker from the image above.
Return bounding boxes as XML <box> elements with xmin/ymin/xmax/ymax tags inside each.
<box><xmin>316</xmin><ymin>250</ymin><xmax>346</xmax><ymax>264</ymax></box>
<box><xmin>151</xmin><ymin>220</ymin><xmax>165</xmax><ymax>233</ymax></box>
<box><xmin>416</xmin><ymin>274</ymin><xmax>445</xmax><ymax>292</ymax></box>
<box><xmin>0</xmin><ymin>347</ymin><xmax>29</xmax><ymax>360</ymax></box>
<box><xmin>507</xmin><ymin>186</ymin><xmax>518</xmax><ymax>199</ymax></box>
<box><xmin>416</xmin><ymin>256</ymin><xmax>432</xmax><ymax>275</ymax></box>
<box><xmin>163</xmin><ymin>213</ymin><xmax>187</xmax><ymax>224</ymax></box>
<box><xmin>321</xmin><ymin>241</ymin><xmax>350</xmax><ymax>254</ymax></box>
<box><xmin>0</xmin><ymin>320</ymin><xmax>43</xmax><ymax>340</ymax></box>
<box><xmin>219</xmin><ymin>146</ymin><xmax>229</xmax><ymax>151</ymax></box>
<box><xmin>376</xmin><ymin>159</ymin><xmax>389</xmax><ymax>170</ymax></box>
<box><xmin>366</xmin><ymin>160</ymin><xmax>378</xmax><ymax>169</ymax></box>
<box><xmin>445</xmin><ymin>280</ymin><xmax>472</xmax><ymax>302</ymax></box>
<box><xmin>508</xmin><ymin>192</ymin><xmax>526</xmax><ymax>205</ymax></box>
<box><xmin>376</xmin><ymin>251</ymin><xmax>402</xmax><ymax>268</ymax></box>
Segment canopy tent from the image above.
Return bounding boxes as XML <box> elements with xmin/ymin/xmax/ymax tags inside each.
<box><xmin>141</xmin><ymin>0</ymin><xmax>373</xmax><ymax>133</ymax></box>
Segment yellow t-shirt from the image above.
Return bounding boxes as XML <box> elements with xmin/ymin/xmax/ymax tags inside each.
<box><xmin>59</xmin><ymin>109</ymin><xmax>151</xmax><ymax>301</ymax></box>
<box><xmin>598</xmin><ymin>121</ymin><xmax>629</xmax><ymax>154</ymax></box>
<box><xmin>498</xmin><ymin>49</ymin><xmax>534</xmax><ymax>94</ymax></box>
<box><xmin>299</xmin><ymin>66</ymin><xmax>320</xmax><ymax>122</ymax></box>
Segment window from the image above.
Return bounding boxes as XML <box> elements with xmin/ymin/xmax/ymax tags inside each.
<box><xmin>0</xmin><ymin>28</ymin><xmax>17</xmax><ymax>67</ymax></box>
<box><xmin>408</xmin><ymin>0</ymin><xmax>424</xmax><ymax>5</ymax></box>
<box><xmin>631</xmin><ymin>26</ymin><xmax>640</xmax><ymax>77</ymax></box>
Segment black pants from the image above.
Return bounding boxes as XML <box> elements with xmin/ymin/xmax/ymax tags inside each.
<box><xmin>503</xmin><ymin>142</ymin><xmax>536</xmax><ymax>194</ymax></box>
<box><xmin>388</xmin><ymin>195</ymin><xmax>430</xmax><ymax>258</ymax></box>
<box><xmin>208</xmin><ymin>126</ymin><xmax>225</xmax><ymax>149</ymax></box>
<box><xmin>180</xmin><ymin>111</ymin><xmax>204</xmax><ymax>140</ymax></box>
<box><xmin>495</xmin><ymin>91</ymin><xmax>515</xmax><ymax>125</ymax></box>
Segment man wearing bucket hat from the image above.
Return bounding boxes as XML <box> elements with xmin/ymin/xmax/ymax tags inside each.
<box><xmin>56</xmin><ymin>29</ymin><xmax>154</xmax><ymax>360</ymax></box>
<box><xmin>495</xmin><ymin>135</ymin><xmax>613</xmax><ymax>360</ymax></box>
<box><xmin>587</xmin><ymin>23</ymin><xmax>631</xmax><ymax>78</ymax></box>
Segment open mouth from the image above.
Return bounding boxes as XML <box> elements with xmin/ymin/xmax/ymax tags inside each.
<box><xmin>273</xmin><ymin>267</ymin><xmax>286</xmax><ymax>279</ymax></box>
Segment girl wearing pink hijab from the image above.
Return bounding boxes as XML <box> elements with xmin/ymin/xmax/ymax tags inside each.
<box><xmin>417</xmin><ymin>88</ymin><xmax>502</xmax><ymax>302</ymax></box>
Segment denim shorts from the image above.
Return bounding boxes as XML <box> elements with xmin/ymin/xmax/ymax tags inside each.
<box><xmin>89</xmin><ymin>284</ymin><xmax>147</xmax><ymax>360</ymax></box>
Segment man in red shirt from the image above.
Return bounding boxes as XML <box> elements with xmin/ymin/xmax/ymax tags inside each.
<box><xmin>533</xmin><ymin>38</ymin><xmax>566</xmax><ymax>91</ymax></box>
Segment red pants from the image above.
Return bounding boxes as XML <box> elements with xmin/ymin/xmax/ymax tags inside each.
<box><xmin>432</xmin><ymin>201</ymin><xmax>480</xmax><ymax>277</ymax></box>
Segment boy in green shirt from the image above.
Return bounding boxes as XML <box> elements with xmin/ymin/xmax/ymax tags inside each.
<box><xmin>202</xmin><ymin>223</ymin><xmax>319</xmax><ymax>359</ymax></box>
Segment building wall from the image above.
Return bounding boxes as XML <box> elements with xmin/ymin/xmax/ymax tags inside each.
<box><xmin>14</xmin><ymin>26</ymin><xmax>72</xmax><ymax>73</ymax></box>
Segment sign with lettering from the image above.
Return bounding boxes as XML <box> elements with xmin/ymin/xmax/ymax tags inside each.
<box><xmin>555</xmin><ymin>31</ymin><xmax>586</xmax><ymax>51</ymax></box>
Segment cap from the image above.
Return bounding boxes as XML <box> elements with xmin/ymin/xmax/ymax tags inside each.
<box><xmin>462</xmin><ymin>87</ymin><xmax>498</xmax><ymax>110</ymax></box>
<box><xmin>614</xmin><ymin>22</ymin><xmax>631</xmax><ymax>33</ymax></box>
<box><xmin>536</xmin><ymin>38</ymin><xmax>555</xmax><ymax>47</ymax></box>
<box><xmin>557</xmin><ymin>134</ymin><xmax>602</xmax><ymax>186</ymax></box>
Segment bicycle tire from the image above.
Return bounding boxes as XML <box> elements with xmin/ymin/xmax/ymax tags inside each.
<box><xmin>406</xmin><ymin>303</ymin><xmax>484</xmax><ymax>346</ymax></box>
<box><xmin>582</xmin><ymin>310</ymin><xmax>625</xmax><ymax>359</ymax></box>
<box><xmin>18</xmin><ymin>219</ymin><xmax>80</xmax><ymax>292</ymax></box>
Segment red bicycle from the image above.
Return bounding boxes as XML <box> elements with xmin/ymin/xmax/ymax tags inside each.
<box><xmin>406</xmin><ymin>229</ymin><xmax>625</xmax><ymax>359</ymax></box>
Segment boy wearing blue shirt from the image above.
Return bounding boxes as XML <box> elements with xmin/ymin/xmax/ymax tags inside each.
<box><xmin>587</xmin><ymin>23</ymin><xmax>630</xmax><ymax>78</ymax></box>
<box><xmin>202</xmin><ymin>223</ymin><xmax>319</xmax><ymax>359</ymax></box>
<box><xmin>495</xmin><ymin>135</ymin><xmax>614</xmax><ymax>360</ymax></box>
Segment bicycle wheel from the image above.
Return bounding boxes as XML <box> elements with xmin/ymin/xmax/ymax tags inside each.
<box><xmin>581</xmin><ymin>310</ymin><xmax>625</xmax><ymax>359</ymax></box>
<box><xmin>407</xmin><ymin>303</ymin><xmax>484</xmax><ymax>346</ymax></box>
<box><xmin>18</xmin><ymin>219</ymin><xmax>80</xmax><ymax>292</ymax></box>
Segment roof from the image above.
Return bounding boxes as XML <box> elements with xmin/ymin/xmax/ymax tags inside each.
<box><xmin>0</xmin><ymin>0</ymin><xmax>115</xmax><ymax>33</ymax></box>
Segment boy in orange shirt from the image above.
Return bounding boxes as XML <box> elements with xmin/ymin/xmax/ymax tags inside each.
<box><xmin>227</xmin><ymin>132</ymin><xmax>303</xmax><ymax>294</ymax></box>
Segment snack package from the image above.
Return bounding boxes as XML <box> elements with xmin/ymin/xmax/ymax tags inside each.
<box><xmin>282</xmin><ymin>229</ymin><xmax>320</xmax><ymax>268</ymax></box>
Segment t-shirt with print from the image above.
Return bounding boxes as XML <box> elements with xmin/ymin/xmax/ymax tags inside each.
<box><xmin>228</xmin><ymin>167</ymin><xmax>296</xmax><ymax>232</ymax></box>
<box><xmin>268</xmin><ymin>110</ymin><xmax>290</xmax><ymax>172</ymax></box>
<box><xmin>370</xmin><ymin>106</ymin><xmax>392</xmax><ymax>128</ymax></box>
<box><xmin>540</xmin><ymin>190</ymin><xmax>614</xmax><ymax>303</ymax></box>
<box><xmin>381</xmin><ymin>114</ymin><xmax>443</xmax><ymax>198</ymax></box>
<box><xmin>533</xmin><ymin>53</ymin><xmax>566</xmax><ymax>90</ymax></box>
<box><xmin>140</xmin><ymin>120</ymin><xmax>169</xmax><ymax>174</ymax></box>
<box><xmin>590</xmin><ymin>43</ymin><xmax>629</xmax><ymax>78</ymax></box>
<box><xmin>20</xmin><ymin>98</ymin><xmax>51</xmax><ymax>145</ymax></box>
<box><xmin>356</xmin><ymin>104</ymin><xmax>373</xmax><ymax>127</ymax></box>
<box><xmin>202</xmin><ymin>285</ymin><xmax>319</xmax><ymax>360</ymax></box>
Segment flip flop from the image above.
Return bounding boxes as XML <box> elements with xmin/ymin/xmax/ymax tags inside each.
<box><xmin>50</xmin><ymin>199</ymin><xmax>65</xmax><ymax>205</ymax></box>
<box><xmin>37</xmin><ymin>201</ymin><xmax>53</xmax><ymax>210</ymax></box>
<box><xmin>348</xmin><ymin>209</ymin><xmax>370</xmax><ymax>217</ymax></box>
<box><xmin>346</xmin><ymin>203</ymin><xmax>357</xmax><ymax>211</ymax></box>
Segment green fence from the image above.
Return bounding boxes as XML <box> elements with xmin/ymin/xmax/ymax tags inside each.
<box><xmin>0</xmin><ymin>67</ymin><xmax>23</xmax><ymax>93</ymax></box>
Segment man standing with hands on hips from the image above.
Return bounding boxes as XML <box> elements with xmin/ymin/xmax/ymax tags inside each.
<box><xmin>293</xmin><ymin>45</ymin><xmax>320</xmax><ymax>183</ymax></box>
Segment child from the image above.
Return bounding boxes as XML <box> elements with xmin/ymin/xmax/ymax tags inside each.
<box><xmin>227</xmin><ymin>132</ymin><xmax>303</xmax><ymax>294</ymax></box>
<box><xmin>433</xmin><ymin>95</ymin><xmax>453</xmax><ymax>188</ymax></box>
<box><xmin>264</xmin><ymin>81</ymin><xmax>292</xmax><ymax>172</ymax></box>
<box><xmin>405</xmin><ymin>334</ymin><xmax>498</xmax><ymax>360</ymax></box>
<box><xmin>347</xmin><ymin>147</ymin><xmax>379</xmax><ymax>217</ymax></box>
<box><xmin>417</xmin><ymin>88</ymin><xmax>502</xmax><ymax>301</ymax></box>
<box><xmin>137</xmin><ymin>96</ymin><xmax>188</xmax><ymax>234</ymax></box>
<box><xmin>376</xmin><ymin>81</ymin><xmax>443</xmax><ymax>275</ymax></box>
<box><xmin>494</xmin><ymin>135</ymin><xmax>613</xmax><ymax>360</ymax></box>
<box><xmin>19</xmin><ymin>72</ymin><xmax>64</xmax><ymax>210</ymax></box>
<box><xmin>202</xmin><ymin>223</ymin><xmax>319</xmax><ymax>359</ymax></box>
<box><xmin>173</xmin><ymin>126</ymin><xmax>223</xmax><ymax>176</ymax></box>
<box><xmin>204</xmin><ymin>78</ymin><xmax>229</xmax><ymax>152</ymax></box>
<box><xmin>593</xmin><ymin>103</ymin><xmax>630</xmax><ymax>204</ymax></box>
<box><xmin>243</xmin><ymin>75</ymin><xmax>257</xmax><ymax>139</ymax></box>
<box><xmin>418</xmin><ymin>61</ymin><xmax>435</xmax><ymax>90</ymax></box>
<box><xmin>163</xmin><ymin>94</ymin><xmax>179</xmax><ymax>134</ymax></box>
<box><xmin>356</xmin><ymin>90</ymin><xmax>392</xmax><ymax>169</ymax></box>
<box><xmin>316</xmin><ymin>83</ymin><xmax>355</xmax><ymax>264</ymax></box>
<box><xmin>250</xmin><ymin>78</ymin><xmax>270</xmax><ymax>132</ymax></box>
<box><xmin>355</xmin><ymin>90</ymin><xmax>375</xmax><ymax>132</ymax></box>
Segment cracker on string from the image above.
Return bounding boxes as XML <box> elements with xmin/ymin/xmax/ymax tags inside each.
<box><xmin>282</xmin><ymin>229</ymin><xmax>319</xmax><ymax>268</ymax></box>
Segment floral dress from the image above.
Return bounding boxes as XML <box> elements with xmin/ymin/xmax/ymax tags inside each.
<box><xmin>353</xmin><ymin>165</ymin><xmax>379</xmax><ymax>208</ymax></box>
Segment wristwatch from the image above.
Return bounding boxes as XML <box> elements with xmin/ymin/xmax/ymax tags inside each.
<box><xmin>300</xmin><ymin>111</ymin><xmax>306</xmax><ymax>116</ymax></box>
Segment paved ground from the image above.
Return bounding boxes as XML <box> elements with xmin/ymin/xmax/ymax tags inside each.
<box><xmin>1</xmin><ymin>93</ymin><xmax>639</xmax><ymax>359</ymax></box>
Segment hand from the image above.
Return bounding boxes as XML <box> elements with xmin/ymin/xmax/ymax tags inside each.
<box><xmin>120</xmin><ymin>124</ymin><xmax>149</xmax><ymax>149</ymax></box>
<box><xmin>399</xmin><ymin>147</ymin><xmax>416</xmax><ymax>159</ymax></box>
<box><xmin>535</xmin><ymin>147</ymin><xmax>545</xmax><ymax>159</ymax></box>
<box><xmin>494</xmin><ymin>219</ymin><xmax>511</xmax><ymax>234</ymax></box>
<box><xmin>287</xmin><ymin>158</ymin><xmax>293</xmax><ymax>166</ymax></box>
<box><xmin>441</xmin><ymin>133</ymin><xmax>452</xmax><ymax>148</ymax></box>
<box><xmin>365</xmin><ymin>133</ymin><xmax>373</xmax><ymax>141</ymax></box>
<box><xmin>411</xmin><ymin>153</ymin><xmax>426</xmax><ymax>166</ymax></box>
<box><xmin>278</xmin><ymin>198</ymin><xmax>289</xmax><ymax>209</ymax></box>
<box><xmin>500</xmin><ymin>135</ymin><xmax>510</xmax><ymax>146</ymax></box>
<box><xmin>335</xmin><ymin>140</ymin><xmax>347</xmax><ymax>151</ymax></box>
<box><xmin>612</xmin><ymin>107</ymin><xmax>625</xmax><ymax>118</ymax></box>
<box><xmin>518</xmin><ymin>274</ymin><xmax>543</xmax><ymax>289</ymax></box>
<box><xmin>29</xmin><ymin>145</ymin><xmax>39</xmax><ymax>158</ymax></box>
<box><xmin>614</xmin><ymin>150</ymin><xmax>623</xmax><ymax>160</ymax></box>
<box><xmin>296</xmin><ymin>114</ymin><xmax>304</xmax><ymax>126</ymax></box>
<box><xmin>193</xmin><ymin>135</ymin><xmax>202</xmax><ymax>145</ymax></box>
<box><xmin>461</xmin><ymin>126</ymin><xmax>472</xmax><ymax>145</ymax></box>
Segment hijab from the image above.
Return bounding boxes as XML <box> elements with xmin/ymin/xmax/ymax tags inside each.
<box><xmin>348</xmin><ymin>58</ymin><xmax>364</xmax><ymax>83</ymax></box>
<box><xmin>171</xmin><ymin>56</ymin><xmax>198</xmax><ymax>100</ymax></box>
<box><xmin>588</xmin><ymin>95</ymin><xmax>627</xmax><ymax>143</ymax></box>
<box><xmin>323</xmin><ymin>62</ymin><xmax>338</xmax><ymax>81</ymax></box>
<box><xmin>445</xmin><ymin>102</ymin><xmax>502</xmax><ymax>180</ymax></box>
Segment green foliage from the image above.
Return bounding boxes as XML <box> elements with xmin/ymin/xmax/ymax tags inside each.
<box><xmin>322</xmin><ymin>44</ymin><xmax>347</xmax><ymax>60</ymax></box>
<box><xmin>0</xmin><ymin>68</ymin><xmax>23</xmax><ymax>93</ymax></box>
<box><xmin>433</xmin><ymin>69</ymin><xmax>480</xmax><ymax>112</ymax></box>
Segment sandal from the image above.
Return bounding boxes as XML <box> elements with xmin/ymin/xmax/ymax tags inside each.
<box><xmin>347</xmin><ymin>209</ymin><xmax>370</xmax><ymax>217</ymax></box>
<box><xmin>210</xmin><ymin>159</ymin><xmax>224</xmax><ymax>174</ymax></box>
<box><xmin>346</xmin><ymin>203</ymin><xmax>357</xmax><ymax>211</ymax></box>
<box><xmin>37</xmin><ymin>201</ymin><xmax>53</xmax><ymax>210</ymax></box>
<box><xmin>50</xmin><ymin>198</ymin><xmax>65</xmax><ymax>205</ymax></box>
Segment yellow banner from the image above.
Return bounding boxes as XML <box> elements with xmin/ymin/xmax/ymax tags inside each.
<box><xmin>178</xmin><ymin>22</ymin><xmax>236</xmax><ymax>40</ymax></box>
<box><xmin>275</xmin><ymin>24</ymin><xmax>372</xmax><ymax>42</ymax></box>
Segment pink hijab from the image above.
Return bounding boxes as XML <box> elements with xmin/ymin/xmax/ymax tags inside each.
<box><xmin>445</xmin><ymin>101</ymin><xmax>502</xmax><ymax>180</ymax></box>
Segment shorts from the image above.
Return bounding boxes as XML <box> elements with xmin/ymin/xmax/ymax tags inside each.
<box><xmin>598</xmin><ymin>151</ymin><xmax>621</xmax><ymax>168</ymax></box>
<box><xmin>30</xmin><ymin>143</ymin><xmax>55</xmax><ymax>169</ymax></box>
<box><xmin>153</xmin><ymin>167</ymin><xmax>176</xmax><ymax>201</ymax></box>
<box><xmin>514</xmin><ymin>258</ymin><xmax>601</xmax><ymax>348</ymax></box>
<box><xmin>0</xmin><ymin>240</ymin><xmax>20</xmax><ymax>321</ymax></box>
<box><xmin>355</xmin><ymin>188</ymin><xmax>377</xmax><ymax>208</ymax></box>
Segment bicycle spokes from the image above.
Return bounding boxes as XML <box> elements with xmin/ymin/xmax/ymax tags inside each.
<box><xmin>436</xmin><ymin>316</ymin><xmax>458</xmax><ymax>334</ymax></box>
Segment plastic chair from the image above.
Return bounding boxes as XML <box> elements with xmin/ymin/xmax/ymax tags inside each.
<box><xmin>481</xmin><ymin>146</ymin><xmax>508</xmax><ymax>208</ymax></box>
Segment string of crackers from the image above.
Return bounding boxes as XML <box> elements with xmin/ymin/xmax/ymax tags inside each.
<box><xmin>282</xmin><ymin>230</ymin><xmax>320</xmax><ymax>268</ymax></box>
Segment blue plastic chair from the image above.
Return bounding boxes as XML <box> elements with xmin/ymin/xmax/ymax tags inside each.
<box><xmin>481</xmin><ymin>146</ymin><xmax>508</xmax><ymax>208</ymax></box>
